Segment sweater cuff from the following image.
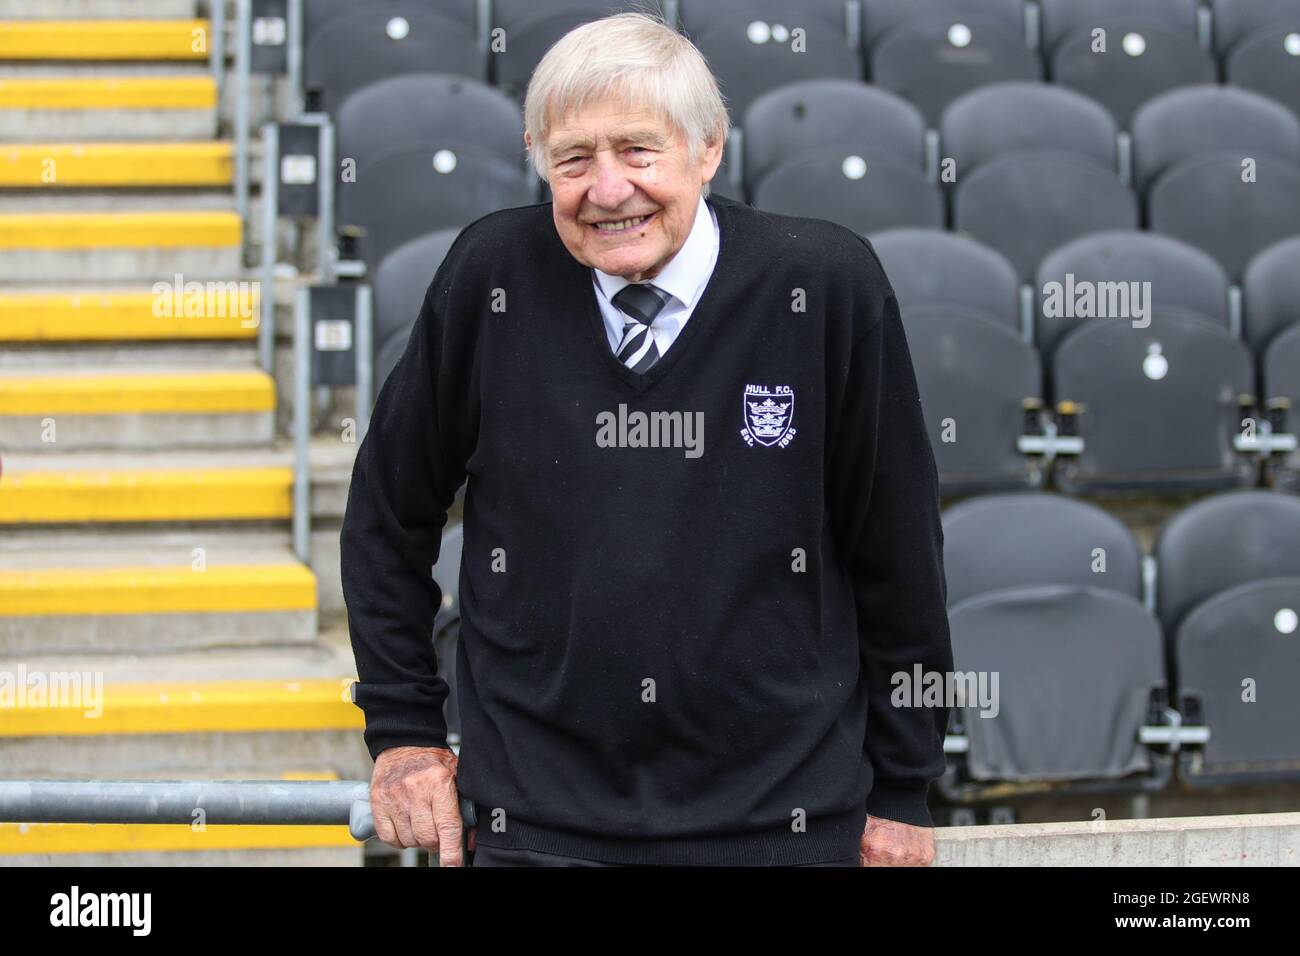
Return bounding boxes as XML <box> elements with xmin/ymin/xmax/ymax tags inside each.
<box><xmin>351</xmin><ymin>681</ymin><xmax>450</xmax><ymax>761</ymax></box>
<box><xmin>865</xmin><ymin>780</ymin><xmax>934</xmax><ymax>828</ymax></box>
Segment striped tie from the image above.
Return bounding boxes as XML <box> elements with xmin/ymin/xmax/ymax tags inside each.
<box><xmin>611</xmin><ymin>282</ymin><xmax>671</xmax><ymax>373</ymax></box>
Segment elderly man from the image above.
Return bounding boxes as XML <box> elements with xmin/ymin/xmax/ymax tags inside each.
<box><xmin>341</xmin><ymin>12</ymin><xmax>952</xmax><ymax>868</ymax></box>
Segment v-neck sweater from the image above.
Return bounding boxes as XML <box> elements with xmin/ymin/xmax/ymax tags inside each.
<box><xmin>340</xmin><ymin>192</ymin><xmax>954</xmax><ymax>865</ymax></box>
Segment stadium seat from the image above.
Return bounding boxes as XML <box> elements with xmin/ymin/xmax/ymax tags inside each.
<box><xmin>940</xmin><ymin>81</ymin><xmax>1118</xmax><ymax>177</ymax></box>
<box><xmin>491</xmin><ymin>1</ymin><xmax>668</xmax><ymax>101</ymax></box>
<box><xmin>952</xmin><ymin>149</ymin><xmax>1138</xmax><ymax>281</ymax></box>
<box><xmin>688</xmin><ymin>18</ymin><xmax>863</xmax><ymax>124</ymax></box>
<box><xmin>943</xmin><ymin>585</ymin><xmax>1167</xmax><ymax>792</ymax></box>
<box><xmin>1039</xmin><ymin>0</ymin><xmax>1202</xmax><ymax>52</ymax></box>
<box><xmin>742</xmin><ymin>80</ymin><xmax>925</xmax><ymax>197</ymax></box>
<box><xmin>1147</xmin><ymin>150</ymin><xmax>1300</xmax><ymax>280</ymax></box>
<box><xmin>1156</xmin><ymin>489</ymin><xmax>1300</xmax><ymax>634</ymax></box>
<box><xmin>906</xmin><ymin>309</ymin><xmax>1044</xmax><ymax>493</ymax></box>
<box><xmin>1212</xmin><ymin>0</ymin><xmax>1300</xmax><ymax>57</ymax></box>
<box><xmin>678</xmin><ymin>0</ymin><xmax>848</xmax><ymax>39</ymax></box>
<box><xmin>1130</xmin><ymin>85</ymin><xmax>1300</xmax><ymax>194</ymax></box>
<box><xmin>860</xmin><ymin>0</ymin><xmax>1028</xmax><ymax>51</ymax></box>
<box><xmin>942</xmin><ymin>492</ymin><xmax>1145</xmax><ymax>607</ymax></box>
<box><xmin>303</xmin><ymin>7</ymin><xmax>484</xmax><ymax>113</ymax></box>
<box><xmin>1035</xmin><ymin>231</ymin><xmax>1230</xmax><ymax>360</ymax></box>
<box><xmin>1050</xmin><ymin>311</ymin><xmax>1257</xmax><ymax>494</ymax></box>
<box><xmin>1262</xmin><ymin>323</ymin><xmax>1300</xmax><ymax>491</ymax></box>
<box><xmin>1155</xmin><ymin>489</ymin><xmax>1300</xmax><ymax>695</ymax></box>
<box><xmin>1243</xmin><ymin>236</ymin><xmax>1300</xmax><ymax>353</ymax></box>
<box><xmin>870</xmin><ymin>14</ymin><xmax>1042</xmax><ymax>124</ymax></box>
<box><xmin>1175</xmin><ymin>577</ymin><xmax>1300</xmax><ymax>787</ymax></box>
<box><xmin>335</xmin><ymin>74</ymin><xmax>525</xmax><ymax>172</ymax></box>
<box><xmin>1225</xmin><ymin>24</ymin><xmax>1300</xmax><ymax>120</ymax></box>
<box><xmin>373</xmin><ymin>228</ymin><xmax>461</xmax><ymax>348</ymax></box>
<box><xmin>1048</xmin><ymin>21</ymin><xmax>1216</xmax><ymax>130</ymax></box>
<box><xmin>304</xmin><ymin>0</ymin><xmax>479</xmax><ymax>41</ymax></box>
<box><xmin>750</xmin><ymin>147</ymin><xmax>943</xmax><ymax>234</ymax></box>
<box><xmin>336</xmin><ymin>143</ymin><xmax>534</xmax><ymax>267</ymax></box>
<box><xmin>872</xmin><ymin>228</ymin><xmax>1019</xmax><ymax>328</ymax></box>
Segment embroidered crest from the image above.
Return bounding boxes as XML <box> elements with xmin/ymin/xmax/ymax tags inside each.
<box><xmin>741</xmin><ymin>384</ymin><xmax>797</xmax><ymax>448</ymax></box>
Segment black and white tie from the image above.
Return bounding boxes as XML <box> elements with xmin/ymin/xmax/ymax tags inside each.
<box><xmin>611</xmin><ymin>282</ymin><xmax>671</xmax><ymax>374</ymax></box>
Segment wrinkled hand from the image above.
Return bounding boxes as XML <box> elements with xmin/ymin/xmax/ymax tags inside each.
<box><xmin>859</xmin><ymin>814</ymin><xmax>935</xmax><ymax>867</ymax></box>
<box><xmin>370</xmin><ymin>745</ymin><xmax>467</xmax><ymax>866</ymax></box>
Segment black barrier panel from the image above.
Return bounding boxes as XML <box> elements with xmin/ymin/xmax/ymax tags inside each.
<box><xmin>311</xmin><ymin>285</ymin><xmax>358</xmax><ymax>387</ymax></box>
<box><xmin>277</xmin><ymin>123</ymin><xmax>321</xmax><ymax>218</ymax></box>
<box><xmin>250</xmin><ymin>0</ymin><xmax>290</xmax><ymax>74</ymax></box>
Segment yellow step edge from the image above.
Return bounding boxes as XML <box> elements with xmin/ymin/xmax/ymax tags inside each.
<box><xmin>0</xmin><ymin>678</ymin><xmax>361</xmax><ymax>736</ymax></box>
<box><xmin>0</xmin><ymin>76</ymin><xmax>215</xmax><ymax>109</ymax></box>
<box><xmin>0</xmin><ymin>369</ymin><xmax>274</xmax><ymax>414</ymax></box>
<box><xmin>0</xmin><ymin>211</ymin><xmax>241</xmax><ymax>249</ymax></box>
<box><xmin>0</xmin><ymin>289</ymin><xmax>258</xmax><ymax>341</ymax></box>
<box><xmin>0</xmin><ymin>467</ymin><xmax>294</xmax><ymax>523</ymax></box>
<box><xmin>0</xmin><ymin>823</ymin><xmax>358</xmax><ymax>855</ymax></box>
<box><xmin>0</xmin><ymin>20</ymin><xmax>211</xmax><ymax>60</ymax></box>
<box><xmin>0</xmin><ymin>563</ymin><xmax>317</xmax><ymax>616</ymax></box>
<box><xmin>0</xmin><ymin>142</ymin><xmax>233</xmax><ymax>187</ymax></box>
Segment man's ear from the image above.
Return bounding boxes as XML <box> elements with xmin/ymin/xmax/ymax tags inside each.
<box><xmin>701</xmin><ymin>134</ymin><xmax>725</xmax><ymax>186</ymax></box>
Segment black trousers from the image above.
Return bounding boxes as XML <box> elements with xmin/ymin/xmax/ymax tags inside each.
<box><xmin>470</xmin><ymin>844</ymin><xmax>858</xmax><ymax>867</ymax></box>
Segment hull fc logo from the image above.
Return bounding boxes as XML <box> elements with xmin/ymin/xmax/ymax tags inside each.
<box><xmin>741</xmin><ymin>384</ymin><xmax>797</xmax><ymax>448</ymax></box>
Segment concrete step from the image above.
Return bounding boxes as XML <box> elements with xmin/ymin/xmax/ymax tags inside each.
<box><xmin>0</xmin><ymin>19</ymin><xmax>211</xmax><ymax>60</ymax></box>
<box><xmin>0</xmin><ymin>141</ymin><xmax>232</xmax><ymax>187</ymax></box>
<box><xmin>0</xmin><ymin>828</ymin><xmax>363</xmax><ymax>865</ymax></box>
<box><xmin>0</xmin><ymin>846</ymin><xmax>364</xmax><ymax>866</ymax></box>
<box><xmin>0</xmin><ymin>74</ymin><xmax>216</xmax><ymax>140</ymax></box>
<box><xmin>0</xmin><ymin>191</ymin><xmax>235</xmax><ymax>210</ymax></box>
<box><xmin>0</xmin><ymin>548</ymin><xmax>317</xmax><ymax>655</ymax></box>
<box><xmin>0</xmin><ymin>437</ymin><xmax>360</xmax><ymax>518</ymax></box>
<box><xmin>0</xmin><ymin>1</ymin><xmax>197</xmax><ymax>18</ymax></box>
<box><xmin>0</xmin><ymin>366</ymin><xmax>274</xmax><ymax>450</ymax></box>
<box><xmin>0</xmin><ymin>341</ymin><xmax>258</xmax><ymax>367</ymax></box>
<box><xmin>0</xmin><ymin>462</ymin><xmax>293</xmax><ymax>524</ymax></box>
<box><xmin>0</xmin><ymin>286</ymin><xmax>255</xmax><ymax>342</ymax></box>
<box><xmin>0</xmin><ymin>208</ymin><xmax>240</xmax><ymax>281</ymax></box>
<box><xmin>0</xmin><ymin>646</ymin><xmax>370</xmax><ymax>778</ymax></box>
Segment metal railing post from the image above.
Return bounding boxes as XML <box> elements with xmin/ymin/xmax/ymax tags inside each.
<box><xmin>259</xmin><ymin>122</ymin><xmax>279</xmax><ymax>373</ymax></box>
<box><xmin>210</xmin><ymin>0</ymin><xmax>226</xmax><ymax>114</ymax></box>
<box><xmin>355</xmin><ymin>284</ymin><xmax>373</xmax><ymax>443</ymax></box>
<box><xmin>293</xmin><ymin>286</ymin><xmax>312</xmax><ymax>564</ymax></box>
<box><xmin>287</xmin><ymin>0</ymin><xmax>304</xmax><ymax>116</ymax></box>
<box><xmin>234</xmin><ymin>0</ymin><xmax>252</xmax><ymax>255</ymax></box>
<box><xmin>317</xmin><ymin>119</ymin><xmax>336</xmax><ymax>282</ymax></box>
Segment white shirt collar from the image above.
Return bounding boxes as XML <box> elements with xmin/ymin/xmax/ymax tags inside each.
<box><xmin>592</xmin><ymin>194</ymin><xmax>717</xmax><ymax>312</ymax></box>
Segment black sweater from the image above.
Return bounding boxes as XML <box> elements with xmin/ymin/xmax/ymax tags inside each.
<box><xmin>340</xmin><ymin>193</ymin><xmax>953</xmax><ymax>865</ymax></box>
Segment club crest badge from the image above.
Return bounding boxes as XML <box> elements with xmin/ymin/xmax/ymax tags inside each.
<box><xmin>741</xmin><ymin>384</ymin><xmax>797</xmax><ymax>448</ymax></box>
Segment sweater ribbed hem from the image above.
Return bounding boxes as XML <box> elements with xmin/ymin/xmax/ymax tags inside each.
<box><xmin>472</xmin><ymin>803</ymin><xmax>867</xmax><ymax>866</ymax></box>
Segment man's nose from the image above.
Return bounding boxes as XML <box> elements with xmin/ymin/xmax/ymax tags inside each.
<box><xmin>587</xmin><ymin>150</ymin><xmax>636</xmax><ymax>208</ymax></box>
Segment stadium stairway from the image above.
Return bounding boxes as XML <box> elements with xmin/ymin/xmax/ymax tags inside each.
<box><xmin>0</xmin><ymin>4</ymin><xmax>368</xmax><ymax>864</ymax></box>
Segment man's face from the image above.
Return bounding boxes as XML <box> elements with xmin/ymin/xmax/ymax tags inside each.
<box><xmin>527</xmin><ymin>99</ymin><xmax>723</xmax><ymax>283</ymax></box>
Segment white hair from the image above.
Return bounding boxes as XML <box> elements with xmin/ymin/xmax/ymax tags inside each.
<box><xmin>523</xmin><ymin>11</ymin><xmax>731</xmax><ymax>196</ymax></box>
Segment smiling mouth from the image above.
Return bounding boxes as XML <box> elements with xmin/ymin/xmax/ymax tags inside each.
<box><xmin>590</xmin><ymin>212</ymin><xmax>655</xmax><ymax>235</ymax></box>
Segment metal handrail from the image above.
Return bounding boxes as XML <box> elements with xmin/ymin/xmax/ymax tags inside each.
<box><xmin>0</xmin><ymin>780</ymin><xmax>376</xmax><ymax>842</ymax></box>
